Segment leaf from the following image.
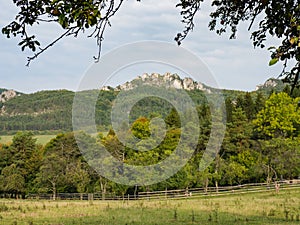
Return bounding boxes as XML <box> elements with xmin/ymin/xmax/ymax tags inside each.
<box><xmin>290</xmin><ymin>37</ymin><xmax>295</xmax><ymax>45</ymax></box>
<box><xmin>269</xmin><ymin>58</ymin><xmax>279</xmax><ymax>66</ymax></box>
<box><xmin>58</xmin><ymin>15</ymin><xmax>65</xmax><ymax>26</ymax></box>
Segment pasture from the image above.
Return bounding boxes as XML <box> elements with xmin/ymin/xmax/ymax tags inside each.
<box><xmin>0</xmin><ymin>188</ymin><xmax>299</xmax><ymax>224</ymax></box>
<box><xmin>0</xmin><ymin>135</ymin><xmax>55</xmax><ymax>146</ymax></box>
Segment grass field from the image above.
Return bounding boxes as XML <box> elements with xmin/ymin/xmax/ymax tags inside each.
<box><xmin>0</xmin><ymin>135</ymin><xmax>55</xmax><ymax>146</ymax></box>
<box><xmin>0</xmin><ymin>188</ymin><xmax>299</xmax><ymax>225</ymax></box>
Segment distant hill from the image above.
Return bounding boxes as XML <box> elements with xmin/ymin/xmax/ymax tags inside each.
<box><xmin>0</xmin><ymin>90</ymin><xmax>74</xmax><ymax>134</ymax></box>
<box><xmin>102</xmin><ymin>72</ymin><xmax>214</xmax><ymax>93</ymax></box>
<box><xmin>0</xmin><ymin>73</ymin><xmax>289</xmax><ymax>135</ymax></box>
<box><xmin>255</xmin><ymin>78</ymin><xmax>285</xmax><ymax>93</ymax></box>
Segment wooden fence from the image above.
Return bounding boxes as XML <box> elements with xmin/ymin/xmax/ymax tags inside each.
<box><xmin>138</xmin><ymin>179</ymin><xmax>300</xmax><ymax>200</ymax></box>
<box><xmin>27</xmin><ymin>179</ymin><xmax>300</xmax><ymax>201</ymax></box>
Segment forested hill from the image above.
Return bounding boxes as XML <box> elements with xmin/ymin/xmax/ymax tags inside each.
<box><xmin>0</xmin><ymin>74</ymin><xmax>294</xmax><ymax>135</ymax></box>
<box><xmin>0</xmin><ymin>90</ymin><xmax>74</xmax><ymax>134</ymax></box>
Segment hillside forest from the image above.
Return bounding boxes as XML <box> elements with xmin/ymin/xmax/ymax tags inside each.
<box><xmin>0</xmin><ymin>85</ymin><xmax>300</xmax><ymax>199</ymax></box>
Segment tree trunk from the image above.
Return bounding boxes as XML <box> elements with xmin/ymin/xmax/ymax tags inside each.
<box><xmin>52</xmin><ymin>183</ymin><xmax>56</xmax><ymax>200</ymax></box>
<box><xmin>100</xmin><ymin>176</ymin><xmax>107</xmax><ymax>200</ymax></box>
<box><xmin>134</xmin><ymin>185</ymin><xmax>138</xmax><ymax>200</ymax></box>
<box><xmin>215</xmin><ymin>155</ymin><xmax>220</xmax><ymax>193</ymax></box>
<box><xmin>204</xmin><ymin>177</ymin><xmax>208</xmax><ymax>194</ymax></box>
<box><xmin>102</xmin><ymin>189</ymin><xmax>106</xmax><ymax>200</ymax></box>
<box><xmin>267</xmin><ymin>164</ymin><xmax>271</xmax><ymax>185</ymax></box>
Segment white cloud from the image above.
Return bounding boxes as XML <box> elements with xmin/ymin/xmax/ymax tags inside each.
<box><xmin>0</xmin><ymin>0</ymin><xmax>284</xmax><ymax>93</ymax></box>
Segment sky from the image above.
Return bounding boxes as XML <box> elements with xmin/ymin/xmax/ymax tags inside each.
<box><xmin>0</xmin><ymin>0</ymin><xmax>284</xmax><ymax>94</ymax></box>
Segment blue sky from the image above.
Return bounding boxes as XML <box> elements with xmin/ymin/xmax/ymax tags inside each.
<box><xmin>0</xmin><ymin>1</ymin><xmax>283</xmax><ymax>93</ymax></box>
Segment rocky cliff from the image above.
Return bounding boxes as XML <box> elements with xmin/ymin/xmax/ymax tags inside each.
<box><xmin>0</xmin><ymin>89</ymin><xmax>18</xmax><ymax>103</ymax></box>
<box><xmin>102</xmin><ymin>72</ymin><xmax>212</xmax><ymax>93</ymax></box>
<box><xmin>255</xmin><ymin>78</ymin><xmax>284</xmax><ymax>91</ymax></box>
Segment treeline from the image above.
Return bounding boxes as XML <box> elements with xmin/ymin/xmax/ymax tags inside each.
<box><xmin>0</xmin><ymin>90</ymin><xmax>300</xmax><ymax>199</ymax></box>
<box><xmin>0</xmin><ymin>88</ymin><xmax>207</xmax><ymax>134</ymax></box>
<box><xmin>1</xmin><ymin>80</ymin><xmax>299</xmax><ymax>134</ymax></box>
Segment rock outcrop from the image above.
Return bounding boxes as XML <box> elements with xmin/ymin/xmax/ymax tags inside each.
<box><xmin>0</xmin><ymin>89</ymin><xmax>18</xmax><ymax>103</ymax></box>
<box><xmin>102</xmin><ymin>72</ymin><xmax>212</xmax><ymax>93</ymax></box>
<box><xmin>255</xmin><ymin>78</ymin><xmax>284</xmax><ymax>91</ymax></box>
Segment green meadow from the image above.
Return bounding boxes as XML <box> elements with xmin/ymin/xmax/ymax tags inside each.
<box><xmin>0</xmin><ymin>188</ymin><xmax>299</xmax><ymax>225</ymax></box>
<box><xmin>0</xmin><ymin>135</ymin><xmax>55</xmax><ymax>146</ymax></box>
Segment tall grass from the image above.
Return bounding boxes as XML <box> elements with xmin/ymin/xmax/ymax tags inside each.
<box><xmin>0</xmin><ymin>188</ymin><xmax>299</xmax><ymax>224</ymax></box>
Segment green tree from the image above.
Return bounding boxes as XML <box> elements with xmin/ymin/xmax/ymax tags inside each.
<box><xmin>259</xmin><ymin>138</ymin><xmax>300</xmax><ymax>181</ymax></box>
<box><xmin>163</xmin><ymin>163</ymin><xmax>194</xmax><ymax>190</ymax></box>
<box><xmin>8</xmin><ymin>132</ymin><xmax>42</xmax><ymax>193</ymax></box>
<box><xmin>196</xmin><ymin>104</ymin><xmax>211</xmax><ymax>154</ymax></box>
<box><xmin>36</xmin><ymin>132</ymin><xmax>89</xmax><ymax>199</ymax></box>
<box><xmin>243</xmin><ymin>93</ymin><xmax>255</xmax><ymax>121</ymax></box>
<box><xmin>225</xmin><ymin>98</ymin><xmax>234</xmax><ymax>123</ymax></box>
<box><xmin>67</xmin><ymin>162</ymin><xmax>91</xmax><ymax>199</ymax></box>
<box><xmin>225</xmin><ymin>149</ymin><xmax>260</xmax><ymax>184</ymax></box>
<box><xmin>254</xmin><ymin>92</ymin><xmax>266</xmax><ymax>114</ymax></box>
<box><xmin>165</xmin><ymin>108</ymin><xmax>181</xmax><ymax>129</ymax></box>
<box><xmin>0</xmin><ymin>144</ymin><xmax>12</xmax><ymax>172</ymax></box>
<box><xmin>224</xmin><ymin>160</ymin><xmax>247</xmax><ymax>185</ymax></box>
<box><xmin>36</xmin><ymin>153</ymin><xmax>65</xmax><ymax>200</ymax></box>
<box><xmin>0</xmin><ymin>164</ymin><xmax>25</xmax><ymax>198</ymax></box>
<box><xmin>222</xmin><ymin>108</ymin><xmax>252</xmax><ymax>158</ymax></box>
<box><xmin>131</xmin><ymin>117</ymin><xmax>151</xmax><ymax>139</ymax></box>
<box><xmin>101</xmin><ymin>130</ymin><xmax>125</xmax><ymax>161</ymax></box>
<box><xmin>254</xmin><ymin>92</ymin><xmax>300</xmax><ymax>138</ymax></box>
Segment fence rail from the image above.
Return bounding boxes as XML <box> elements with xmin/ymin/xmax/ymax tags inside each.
<box><xmin>26</xmin><ymin>179</ymin><xmax>300</xmax><ymax>201</ymax></box>
<box><xmin>138</xmin><ymin>179</ymin><xmax>300</xmax><ymax>200</ymax></box>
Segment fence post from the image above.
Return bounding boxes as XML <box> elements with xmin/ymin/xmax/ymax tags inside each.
<box><xmin>88</xmin><ymin>193</ymin><xmax>94</xmax><ymax>201</ymax></box>
<box><xmin>165</xmin><ymin>187</ymin><xmax>167</xmax><ymax>199</ymax></box>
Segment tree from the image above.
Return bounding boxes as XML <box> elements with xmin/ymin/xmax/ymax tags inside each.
<box><xmin>36</xmin><ymin>152</ymin><xmax>65</xmax><ymax>200</ymax></box>
<box><xmin>131</xmin><ymin>117</ymin><xmax>151</xmax><ymax>140</ymax></box>
<box><xmin>165</xmin><ymin>108</ymin><xmax>181</xmax><ymax>129</ymax></box>
<box><xmin>101</xmin><ymin>129</ymin><xmax>125</xmax><ymax>161</ymax></box>
<box><xmin>0</xmin><ymin>144</ymin><xmax>12</xmax><ymax>172</ymax></box>
<box><xmin>221</xmin><ymin>107</ymin><xmax>252</xmax><ymax>158</ymax></box>
<box><xmin>256</xmin><ymin>137</ymin><xmax>300</xmax><ymax>182</ymax></box>
<box><xmin>35</xmin><ymin>132</ymin><xmax>88</xmax><ymax>199</ymax></box>
<box><xmin>8</xmin><ymin>132</ymin><xmax>42</xmax><ymax>193</ymax></box>
<box><xmin>254</xmin><ymin>92</ymin><xmax>266</xmax><ymax>114</ymax></box>
<box><xmin>66</xmin><ymin>161</ymin><xmax>90</xmax><ymax>199</ymax></box>
<box><xmin>226</xmin><ymin>149</ymin><xmax>260</xmax><ymax>184</ymax></box>
<box><xmin>225</xmin><ymin>98</ymin><xmax>234</xmax><ymax>123</ymax></box>
<box><xmin>2</xmin><ymin>0</ymin><xmax>299</xmax><ymax>87</ymax></box>
<box><xmin>253</xmin><ymin>92</ymin><xmax>300</xmax><ymax>138</ymax></box>
<box><xmin>243</xmin><ymin>93</ymin><xmax>255</xmax><ymax>121</ymax></box>
<box><xmin>0</xmin><ymin>164</ymin><xmax>25</xmax><ymax>198</ymax></box>
<box><xmin>224</xmin><ymin>160</ymin><xmax>247</xmax><ymax>185</ymax></box>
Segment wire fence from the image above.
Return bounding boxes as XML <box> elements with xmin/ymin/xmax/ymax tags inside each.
<box><xmin>26</xmin><ymin>179</ymin><xmax>300</xmax><ymax>201</ymax></box>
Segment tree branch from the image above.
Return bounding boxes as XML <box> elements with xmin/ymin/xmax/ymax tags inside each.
<box><xmin>26</xmin><ymin>28</ymin><xmax>74</xmax><ymax>66</ymax></box>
